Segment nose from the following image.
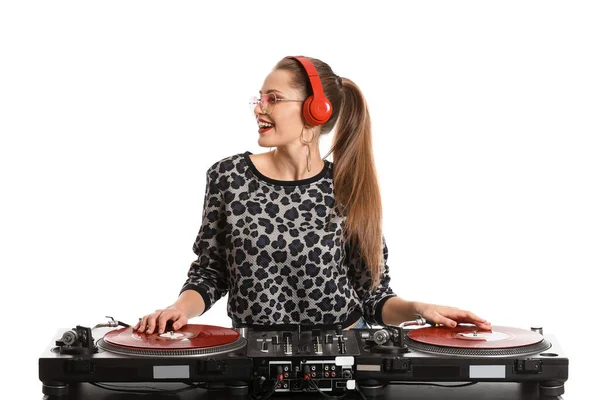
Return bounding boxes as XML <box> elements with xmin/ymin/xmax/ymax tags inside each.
<box><xmin>253</xmin><ymin>101</ymin><xmax>264</xmax><ymax>116</ymax></box>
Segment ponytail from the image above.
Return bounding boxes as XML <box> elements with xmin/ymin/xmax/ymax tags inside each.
<box><xmin>325</xmin><ymin>78</ymin><xmax>383</xmax><ymax>288</ymax></box>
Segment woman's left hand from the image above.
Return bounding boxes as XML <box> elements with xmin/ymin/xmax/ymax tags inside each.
<box><xmin>413</xmin><ymin>301</ymin><xmax>492</xmax><ymax>330</ymax></box>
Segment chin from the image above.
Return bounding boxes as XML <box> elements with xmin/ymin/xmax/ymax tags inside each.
<box><xmin>257</xmin><ymin>138</ymin><xmax>275</xmax><ymax>148</ymax></box>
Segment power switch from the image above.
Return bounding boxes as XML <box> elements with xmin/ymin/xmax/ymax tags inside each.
<box><xmin>66</xmin><ymin>359</ymin><xmax>94</xmax><ymax>374</ymax></box>
<box><xmin>515</xmin><ymin>359</ymin><xmax>542</xmax><ymax>373</ymax></box>
<box><xmin>198</xmin><ymin>359</ymin><xmax>225</xmax><ymax>373</ymax></box>
<box><xmin>383</xmin><ymin>357</ymin><xmax>411</xmax><ymax>373</ymax></box>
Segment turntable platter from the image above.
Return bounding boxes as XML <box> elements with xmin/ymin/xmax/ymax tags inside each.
<box><xmin>407</xmin><ymin>325</ymin><xmax>543</xmax><ymax>349</ymax></box>
<box><xmin>405</xmin><ymin>325</ymin><xmax>552</xmax><ymax>356</ymax></box>
<box><xmin>103</xmin><ymin>324</ymin><xmax>240</xmax><ymax>349</ymax></box>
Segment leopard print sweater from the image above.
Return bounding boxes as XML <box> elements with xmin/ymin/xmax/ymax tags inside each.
<box><xmin>181</xmin><ymin>151</ymin><xmax>396</xmax><ymax>327</ymax></box>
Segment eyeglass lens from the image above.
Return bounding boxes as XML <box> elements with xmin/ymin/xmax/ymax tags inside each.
<box><xmin>249</xmin><ymin>94</ymin><xmax>277</xmax><ymax>114</ymax></box>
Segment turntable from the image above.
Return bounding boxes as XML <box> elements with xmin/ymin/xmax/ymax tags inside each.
<box><xmin>38</xmin><ymin>317</ymin><xmax>253</xmax><ymax>398</ymax></box>
<box><xmin>352</xmin><ymin>317</ymin><xmax>569</xmax><ymax>397</ymax></box>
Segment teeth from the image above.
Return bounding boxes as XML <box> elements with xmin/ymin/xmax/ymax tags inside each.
<box><xmin>258</xmin><ymin>121</ymin><xmax>273</xmax><ymax>128</ymax></box>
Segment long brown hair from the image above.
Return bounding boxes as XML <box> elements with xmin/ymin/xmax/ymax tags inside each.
<box><xmin>274</xmin><ymin>56</ymin><xmax>383</xmax><ymax>289</ymax></box>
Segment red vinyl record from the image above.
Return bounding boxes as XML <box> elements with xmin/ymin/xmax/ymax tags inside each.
<box><xmin>407</xmin><ymin>325</ymin><xmax>543</xmax><ymax>349</ymax></box>
<box><xmin>103</xmin><ymin>324</ymin><xmax>240</xmax><ymax>350</ymax></box>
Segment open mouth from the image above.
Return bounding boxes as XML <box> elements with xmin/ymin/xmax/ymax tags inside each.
<box><xmin>258</xmin><ymin>120</ymin><xmax>274</xmax><ymax>133</ymax></box>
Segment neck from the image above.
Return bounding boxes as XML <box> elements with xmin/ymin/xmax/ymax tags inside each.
<box><xmin>270</xmin><ymin>146</ymin><xmax>324</xmax><ymax>180</ymax></box>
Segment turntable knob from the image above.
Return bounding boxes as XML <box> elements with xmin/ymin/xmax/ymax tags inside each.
<box><xmin>61</xmin><ymin>330</ymin><xmax>78</xmax><ymax>346</ymax></box>
<box><xmin>373</xmin><ymin>329</ymin><xmax>390</xmax><ymax>345</ymax></box>
<box><xmin>272</xmin><ymin>335</ymin><xmax>280</xmax><ymax>344</ymax></box>
<box><xmin>325</xmin><ymin>334</ymin><xmax>333</xmax><ymax>344</ymax></box>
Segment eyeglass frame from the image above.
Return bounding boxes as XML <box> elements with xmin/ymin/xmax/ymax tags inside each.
<box><xmin>250</xmin><ymin>93</ymin><xmax>304</xmax><ymax>115</ymax></box>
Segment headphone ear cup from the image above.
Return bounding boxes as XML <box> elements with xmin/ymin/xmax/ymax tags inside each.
<box><xmin>303</xmin><ymin>96</ymin><xmax>333</xmax><ymax>126</ymax></box>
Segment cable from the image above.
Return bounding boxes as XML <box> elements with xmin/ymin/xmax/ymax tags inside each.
<box><xmin>251</xmin><ymin>378</ymin><xmax>281</xmax><ymax>400</ymax></box>
<box><xmin>250</xmin><ymin>374</ymin><xmax>283</xmax><ymax>400</ymax></box>
<box><xmin>307</xmin><ymin>380</ymin><xmax>348</xmax><ymax>400</ymax></box>
<box><xmin>301</xmin><ymin>363</ymin><xmax>347</xmax><ymax>400</ymax></box>
<box><xmin>355</xmin><ymin>384</ymin><xmax>368</xmax><ymax>400</ymax></box>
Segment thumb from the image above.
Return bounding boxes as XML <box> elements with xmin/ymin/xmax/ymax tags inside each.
<box><xmin>433</xmin><ymin>315</ymin><xmax>457</xmax><ymax>328</ymax></box>
<box><xmin>172</xmin><ymin>317</ymin><xmax>187</xmax><ymax>330</ymax></box>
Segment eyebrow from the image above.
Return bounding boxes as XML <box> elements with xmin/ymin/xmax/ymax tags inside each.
<box><xmin>259</xmin><ymin>89</ymin><xmax>284</xmax><ymax>95</ymax></box>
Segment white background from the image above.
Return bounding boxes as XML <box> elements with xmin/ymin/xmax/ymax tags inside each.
<box><xmin>1</xmin><ymin>1</ymin><xmax>598</xmax><ymax>399</ymax></box>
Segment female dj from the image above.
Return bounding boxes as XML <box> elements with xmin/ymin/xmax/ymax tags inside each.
<box><xmin>135</xmin><ymin>56</ymin><xmax>491</xmax><ymax>335</ymax></box>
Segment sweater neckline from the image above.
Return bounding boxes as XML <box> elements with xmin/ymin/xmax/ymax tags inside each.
<box><xmin>243</xmin><ymin>151</ymin><xmax>330</xmax><ymax>186</ymax></box>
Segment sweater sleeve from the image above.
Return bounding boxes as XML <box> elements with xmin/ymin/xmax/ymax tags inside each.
<box><xmin>180</xmin><ymin>166</ymin><xmax>229</xmax><ymax>313</ymax></box>
<box><xmin>347</xmin><ymin>235</ymin><xmax>397</xmax><ymax>326</ymax></box>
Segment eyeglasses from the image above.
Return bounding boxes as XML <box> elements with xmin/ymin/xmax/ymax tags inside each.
<box><xmin>249</xmin><ymin>93</ymin><xmax>304</xmax><ymax>115</ymax></box>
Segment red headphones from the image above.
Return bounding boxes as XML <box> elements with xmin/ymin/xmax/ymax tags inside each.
<box><xmin>286</xmin><ymin>56</ymin><xmax>333</xmax><ymax>126</ymax></box>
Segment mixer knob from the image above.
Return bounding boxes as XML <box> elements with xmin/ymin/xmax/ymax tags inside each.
<box><xmin>325</xmin><ymin>334</ymin><xmax>333</xmax><ymax>344</ymax></box>
<box><xmin>261</xmin><ymin>341</ymin><xmax>269</xmax><ymax>353</ymax></box>
<box><xmin>337</xmin><ymin>335</ymin><xmax>347</xmax><ymax>354</ymax></box>
<box><xmin>284</xmin><ymin>336</ymin><xmax>293</xmax><ymax>355</ymax></box>
<box><xmin>315</xmin><ymin>342</ymin><xmax>323</xmax><ymax>354</ymax></box>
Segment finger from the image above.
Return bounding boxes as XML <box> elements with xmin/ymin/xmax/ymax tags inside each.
<box><xmin>157</xmin><ymin>312</ymin><xmax>170</xmax><ymax>334</ymax></box>
<box><xmin>442</xmin><ymin>318</ymin><xmax>457</xmax><ymax>328</ymax></box>
<box><xmin>172</xmin><ymin>315</ymin><xmax>188</xmax><ymax>331</ymax></box>
<box><xmin>134</xmin><ymin>317</ymin><xmax>144</xmax><ymax>330</ymax></box>
<box><xmin>137</xmin><ymin>316</ymin><xmax>148</xmax><ymax>332</ymax></box>
<box><xmin>429</xmin><ymin>313</ymin><xmax>457</xmax><ymax>328</ymax></box>
<box><xmin>445</xmin><ymin>309</ymin><xmax>470</xmax><ymax>321</ymax></box>
<box><xmin>474</xmin><ymin>320</ymin><xmax>493</xmax><ymax>330</ymax></box>
<box><xmin>146</xmin><ymin>312</ymin><xmax>160</xmax><ymax>334</ymax></box>
<box><xmin>455</xmin><ymin>311</ymin><xmax>491</xmax><ymax>328</ymax></box>
<box><xmin>446</xmin><ymin>309</ymin><xmax>488</xmax><ymax>326</ymax></box>
<box><xmin>424</xmin><ymin>306</ymin><xmax>459</xmax><ymax>326</ymax></box>
<box><xmin>464</xmin><ymin>310</ymin><xmax>487</xmax><ymax>323</ymax></box>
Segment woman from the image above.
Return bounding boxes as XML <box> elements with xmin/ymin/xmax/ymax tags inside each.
<box><xmin>135</xmin><ymin>56</ymin><xmax>491</xmax><ymax>334</ymax></box>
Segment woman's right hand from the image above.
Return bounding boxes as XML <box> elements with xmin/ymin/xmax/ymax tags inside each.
<box><xmin>133</xmin><ymin>306</ymin><xmax>189</xmax><ymax>334</ymax></box>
